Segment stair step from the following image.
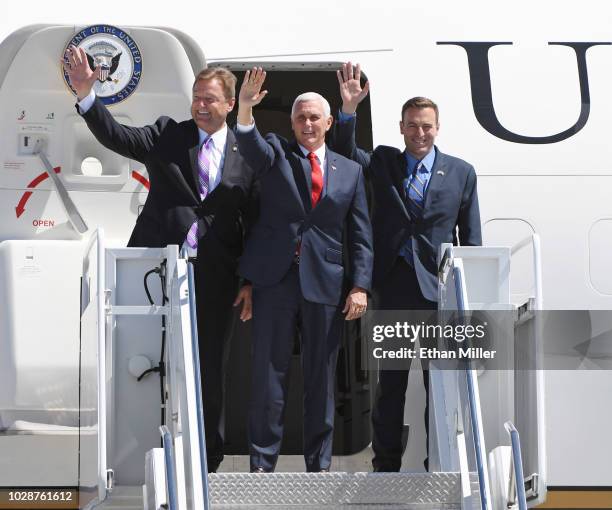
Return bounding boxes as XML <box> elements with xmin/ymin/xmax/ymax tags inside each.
<box><xmin>96</xmin><ymin>486</ymin><xmax>142</xmax><ymax>510</ymax></box>
<box><xmin>96</xmin><ymin>472</ymin><xmax>479</xmax><ymax>509</ymax></box>
<box><xmin>209</xmin><ymin>472</ymin><xmax>476</xmax><ymax>508</ymax></box>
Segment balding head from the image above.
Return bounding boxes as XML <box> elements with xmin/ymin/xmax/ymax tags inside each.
<box><xmin>291</xmin><ymin>92</ymin><xmax>331</xmax><ymax>118</ymax></box>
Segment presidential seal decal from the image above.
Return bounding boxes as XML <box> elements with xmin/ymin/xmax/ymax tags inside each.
<box><xmin>62</xmin><ymin>24</ymin><xmax>142</xmax><ymax>105</ymax></box>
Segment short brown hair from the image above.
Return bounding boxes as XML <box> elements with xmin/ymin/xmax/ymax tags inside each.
<box><xmin>193</xmin><ymin>67</ymin><xmax>237</xmax><ymax>100</ymax></box>
<box><xmin>401</xmin><ymin>97</ymin><xmax>439</xmax><ymax>124</ymax></box>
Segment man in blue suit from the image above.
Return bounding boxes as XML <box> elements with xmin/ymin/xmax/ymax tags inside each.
<box><xmin>334</xmin><ymin>63</ymin><xmax>482</xmax><ymax>472</ymax></box>
<box><xmin>235</xmin><ymin>68</ymin><xmax>373</xmax><ymax>473</ymax></box>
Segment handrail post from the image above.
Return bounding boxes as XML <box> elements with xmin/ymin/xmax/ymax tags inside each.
<box><xmin>185</xmin><ymin>256</ymin><xmax>210</xmax><ymax>510</ymax></box>
<box><xmin>160</xmin><ymin>425</ymin><xmax>179</xmax><ymax>510</ymax></box>
<box><xmin>449</xmin><ymin>254</ymin><xmax>491</xmax><ymax>510</ymax></box>
<box><xmin>504</xmin><ymin>421</ymin><xmax>528</xmax><ymax>510</ymax></box>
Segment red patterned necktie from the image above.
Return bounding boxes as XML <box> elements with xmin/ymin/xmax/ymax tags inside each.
<box><xmin>307</xmin><ymin>152</ymin><xmax>323</xmax><ymax>207</ymax></box>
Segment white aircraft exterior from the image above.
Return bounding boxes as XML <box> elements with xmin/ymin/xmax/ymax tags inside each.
<box><xmin>0</xmin><ymin>1</ymin><xmax>611</xmax><ymax>507</ymax></box>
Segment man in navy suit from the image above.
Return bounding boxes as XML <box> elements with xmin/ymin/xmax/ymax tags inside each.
<box><xmin>334</xmin><ymin>63</ymin><xmax>482</xmax><ymax>472</ymax></box>
<box><xmin>235</xmin><ymin>68</ymin><xmax>373</xmax><ymax>473</ymax></box>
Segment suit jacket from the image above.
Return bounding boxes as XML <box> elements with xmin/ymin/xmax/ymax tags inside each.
<box><xmin>235</xmin><ymin>125</ymin><xmax>373</xmax><ymax>307</ymax></box>
<box><xmin>332</xmin><ymin>116</ymin><xmax>481</xmax><ymax>302</ymax></box>
<box><xmin>81</xmin><ymin>98</ymin><xmax>258</xmax><ymax>268</ymax></box>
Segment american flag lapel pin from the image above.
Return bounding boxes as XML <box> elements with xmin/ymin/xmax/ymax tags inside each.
<box><xmin>437</xmin><ymin>170</ymin><xmax>445</xmax><ymax>176</ymax></box>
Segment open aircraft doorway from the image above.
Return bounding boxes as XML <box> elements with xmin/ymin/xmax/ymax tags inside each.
<box><xmin>209</xmin><ymin>62</ymin><xmax>376</xmax><ymax>461</ymax></box>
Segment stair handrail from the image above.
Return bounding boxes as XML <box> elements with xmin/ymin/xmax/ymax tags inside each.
<box><xmin>504</xmin><ymin>421</ymin><xmax>528</xmax><ymax>510</ymax></box>
<box><xmin>184</xmin><ymin>255</ymin><xmax>211</xmax><ymax>510</ymax></box>
<box><xmin>442</xmin><ymin>246</ymin><xmax>492</xmax><ymax>510</ymax></box>
<box><xmin>160</xmin><ymin>425</ymin><xmax>179</xmax><ymax>510</ymax></box>
<box><xmin>82</xmin><ymin>228</ymin><xmax>107</xmax><ymax>505</ymax></box>
<box><xmin>510</xmin><ymin>232</ymin><xmax>546</xmax><ymax>504</ymax></box>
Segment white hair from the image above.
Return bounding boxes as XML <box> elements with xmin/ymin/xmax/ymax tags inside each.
<box><xmin>291</xmin><ymin>92</ymin><xmax>331</xmax><ymax>118</ymax></box>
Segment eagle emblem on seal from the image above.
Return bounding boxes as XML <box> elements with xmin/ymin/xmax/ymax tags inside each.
<box><xmin>62</xmin><ymin>24</ymin><xmax>143</xmax><ymax>106</ymax></box>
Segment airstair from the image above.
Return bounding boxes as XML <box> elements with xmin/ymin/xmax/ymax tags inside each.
<box><xmin>25</xmin><ymin>231</ymin><xmax>541</xmax><ymax>510</ymax></box>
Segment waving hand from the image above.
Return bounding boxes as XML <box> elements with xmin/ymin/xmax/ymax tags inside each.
<box><xmin>337</xmin><ymin>61</ymin><xmax>370</xmax><ymax>115</ymax></box>
<box><xmin>238</xmin><ymin>67</ymin><xmax>268</xmax><ymax>125</ymax></box>
<box><xmin>62</xmin><ymin>45</ymin><xmax>101</xmax><ymax>100</ymax></box>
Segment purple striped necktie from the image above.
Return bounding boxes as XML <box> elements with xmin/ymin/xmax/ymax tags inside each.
<box><xmin>186</xmin><ymin>137</ymin><xmax>213</xmax><ymax>250</ymax></box>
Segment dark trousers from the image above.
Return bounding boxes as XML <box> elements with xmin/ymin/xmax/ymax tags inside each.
<box><xmin>193</xmin><ymin>254</ymin><xmax>239</xmax><ymax>473</ymax></box>
<box><xmin>249</xmin><ymin>264</ymin><xmax>342</xmax><ymax>472</ymax></box>
<box><xmin>371</xmin><ymin>258</ymin><xmax>436</xmax><ymax>472</ymax></box>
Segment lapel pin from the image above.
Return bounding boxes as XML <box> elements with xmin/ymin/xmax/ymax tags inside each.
<box><xmin>436</xmin><ymin>170</ymin><xmax>445</xmax><ymax>176</ymax></box>
<box><xmin>331</xmin><ymin>165</ymin><xmax>337</xmax><ymax>171</ymax></box>
<box><xmin>232</xmin><ymin>145</ymin><xmax>238</xmax><ymax>152</ymax></box>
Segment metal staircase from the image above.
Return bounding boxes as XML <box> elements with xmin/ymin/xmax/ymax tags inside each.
<box><xmin>80</xmin><ymin>232</ymin><xmax>545</xmax><ymax>510</ymax></box>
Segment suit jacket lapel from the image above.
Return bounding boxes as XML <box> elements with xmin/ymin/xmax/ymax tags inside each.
<box><xmin>424</xmin><ymin>148</ymin><xmax>450</xmax><ymax>209</ymax></box>
<box><xmin>324</xmin><ymin>150</ymin><xmax>337</xmax><ymax>200</ymax></box>
<box><xmin>188</xmin><ymin>121</ymin><xmax>201</xmax><ymax>195</ymax></box>
<box><xmin>290</xmin><ymin>141</ymin><xmax>312</xmax><ymax>214</ymax></box>
<box><xmin>392</xmin><ymin>151</ymin><xmax>411</xmax><ymax>219</ymax></box>
<box><xmin>217</xmin><ymin>128</ymin><xmax>240</xmax><ymax>185</ymax></box>
<box><xmin>154</xmin><ymin>120</ymin><xmax>200</xmax><ymax>204</ymax></box>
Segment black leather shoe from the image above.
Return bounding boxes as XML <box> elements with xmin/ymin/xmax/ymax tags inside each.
<box><xmin>319</xmin><ymin>468</ymin><xmax>329</xmax><ymax>473</ymax></box>
<box><xmin>373</xmin><ymin>466</ymin><xmax>395</xmax><ymax>472</ymax></box>
<box><xmin>250</xmin><ymin>467</ymin><xmax>266</xmax><ymax>473</ymax></box>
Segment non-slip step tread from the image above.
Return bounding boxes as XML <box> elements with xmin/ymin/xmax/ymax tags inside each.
<box><xmin>209</xmin><ymin>472</ymin><xmax>472</xmax><ymax>506</ymax></box>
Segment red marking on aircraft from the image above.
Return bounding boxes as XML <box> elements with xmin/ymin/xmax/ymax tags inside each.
<box><xmin>15</xmin><ymin>167</ymin><xmax>61</xmax><ymax>218</ymax></box>
<box><xmin>15</xmin><ymin>192</ymin><xmax>32</xmax><ymax>218</ymax></box>
<box><xmin>27</xmin><ymin>167</ymin><xmax>60</xmax><ymax>188</ymax></box>
<box><xmin>132</xmin><ymin>170</ymin><xmax>150</xmax><ymax>190</ymax></box>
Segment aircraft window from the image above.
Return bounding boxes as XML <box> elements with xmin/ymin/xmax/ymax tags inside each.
<box><xmin>483</xmin><ymin>218</ymin><xmax>536</xmax><ymax>306</ymax></box>
<box><xmin>80</xmin><ymin>157</ymin><xmax>103</xmax><ymax>177</ymax></box>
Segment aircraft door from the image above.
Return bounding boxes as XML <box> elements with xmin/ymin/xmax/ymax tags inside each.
<box><xmin>212</xmin><ymin>62</ymin><xmax>375</xmax><ymax>457</ymax></box>
<box><xmin>0</xmin><ymin>23</ymin><xmax>204</xmax><ymax>244</ymax></box>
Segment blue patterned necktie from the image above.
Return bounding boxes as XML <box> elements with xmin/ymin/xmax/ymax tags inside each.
<box><xmin>400</xmin><ymin>161</ymin><xmax>427</xmax><ymax>266</ymax></box>
<box><xmin>406</xmin><ymin>161</ymin><xmax>426</xmax><ymax>218</ymax></box>
<box><xmin>186</xmin><ymin>137</ymin><xmax>213</xmax><ymax>250</ymax></box>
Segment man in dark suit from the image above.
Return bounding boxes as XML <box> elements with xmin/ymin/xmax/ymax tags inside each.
<box><xmin>63</xmin><ymin>46</ymin><xmax>257</xmax><ymax>473</ymax></box>
<box><xmin>235</xmin><ymin>68</ymin><xmax>373</xmax><ymax>473</ymax></box>
<box><xmin>334</xmin><ymin>62</ymin><xmax>482</xmax><ymax>472</ymax></box>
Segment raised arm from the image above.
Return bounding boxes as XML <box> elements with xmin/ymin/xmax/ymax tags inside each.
<box><xmin>63</xmin><ymin>45</ymin><xmax>161</xmax><ymax>164</ymax></box>
<box><xmin>330</xmin><ymin>62</ymin><xmax>372</xmax><ymax>170</ymax></box>
<box><xmin>235</xmin><ymin>67</ymin><xmax>276</xmax><ymax>176</ymax></box>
